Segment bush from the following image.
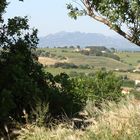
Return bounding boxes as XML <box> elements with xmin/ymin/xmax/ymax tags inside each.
<box><xmin>122</xmin><ymin>80</ymin><xmax>135</xmax><ymax>88</ymax></box>
<box><xmin>0</xmin><ymin>17</ymin><xmax>49</xmax><ymax>124</ymax></box>
<box><xmin>89</xmin><ymin>71</ymin><xmax>123</xmax><ymax>106</ymax></box>
<box><xmin>48</xmin><ymin>73</ymin><xmax>87</xmax><ymax>117</ymax></box>
<box><xmin>73</xmin><ymin>71</ymin><xmax>123</xmax><ymax>107</ymax></box>
<box><xmin>53</xmin><ymin>62</ymin><xmax>78</xmax><ymax>69</ymax></box>
<box><xmin>79</xmin><ymin>64</ymin><xmax>91</xmax><ymax>69</ymax></box>
<box><xmin>130</xmin><ymin>90</ymin><xmax>140</xmax><ymax>100</ymax></box>
<box><xmin>137</xmin><ymin>60</ymin><xmax>140</xmax><ymax>63</ymax></box>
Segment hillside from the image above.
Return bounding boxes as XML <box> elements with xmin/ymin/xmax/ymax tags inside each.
<box><xmin>39</xmin><ymin>31</ymin><xmax>140</xmax><ymax>51</ymax></box>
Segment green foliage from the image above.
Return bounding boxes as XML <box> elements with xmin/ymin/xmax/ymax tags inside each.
<box><xmin>79</xmin><ymin>64</ymin><xmax>92</xmax><ymax>69</ymax></box>
<box><xmin>131</xmin><ymin>90</ymin><xmax>140</xmax><ymax>100</ymax></box>
<box><xmin>48</xmin><ymin>70</ymin><xmax>123</xmax><ymax>116</ymax></box>
<box><xmin>0</xmin><ymin>0</ymin><xmax>7</xmax><ymax>22</ymax></box>
<box><xmin>35</xmin><ymin>49</ymin><xmax>50</xmax><ymax>57</ymax></box>
<box><xmin>90</xmin><ymin>71</ymin><xmax>123</xmax><ymax>106</ymax></box>
<box><xmin>0</xmin><ymin>1</ymin><xmax>124</xmax><ymax>129</ymax></box>
<box><xmin>32</xmin><ymin>100</ymin><xmax>49</xmax><ymax>127</ymax></box>
<box><xmin>0</xmin><ymin>17</ymin><xmax>49</xmax><ymax>123</ymax></box>
<box><xmin>67</xmin><ymin>0</ymin><xmax>140</xmax><ymax>45</ymax></box>
<box><xmin>80</xmin><ymin>46</ymin><xmax>120</xmax><ymax>61</ymax></box>
<box><xmin>47</xmin><ymin>73</ymin><xmax>87</xmax><ymax>117</ymax></box>
<box><xmin>122</xmin><ymin>80</ymin><xmax>135</xmax><ymax>88</ymax></box>
<box><xmin>52</xmin><ymin>62</ymin><xmax>78</xmax><ymax>69</ymax></box>
<box><xmin>74</xmin><ymin>70</ymin><xmax>123</xmax><ymax>107</ymax></box>
<box><xmin>51</xmin><ymin>63</ymin><xmax>92</xmax><ymax>70</ymax></box>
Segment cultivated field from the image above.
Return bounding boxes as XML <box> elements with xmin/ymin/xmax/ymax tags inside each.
<box><xmin>37</xmin><ymin>48</ymin><xmax>140</xmax><ymax>81</ymax></box>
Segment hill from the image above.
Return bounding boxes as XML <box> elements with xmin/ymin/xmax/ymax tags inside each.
<box><xmin>39</xmin><ymin>31</ymin><xmax>140</xmax><ymax>51</ymax></box>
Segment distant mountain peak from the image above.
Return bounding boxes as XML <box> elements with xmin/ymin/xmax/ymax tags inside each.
<box><xmin>39</xmin><ymin>31</ymin><xmax>140</xmax><ymax>51</ymax></box>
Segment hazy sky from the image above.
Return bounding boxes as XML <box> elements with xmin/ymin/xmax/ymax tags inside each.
<box><xmin>5</xmin><ymin>0</ymin><xmax>118</xmax><ymax>37</ymax></box>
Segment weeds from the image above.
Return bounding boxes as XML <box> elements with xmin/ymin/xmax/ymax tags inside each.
<box><xmin>17</xmin><ymin>96</ymin><xmax>140</xmax><ymax>140</ymax></box>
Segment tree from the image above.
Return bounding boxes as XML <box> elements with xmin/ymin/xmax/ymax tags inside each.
<box><xmin>67</xmin><ymin>0</ymin><xmax>140</xmax><ymax>46</ymax></box>
<box><xmin>0</xmin><ymin>1</ymin><xmax>86</xmax><ymax>124</ymax></box>
<box><xmin>0</xmin><ymin>0</ymin><xmax>23</xmax><ymax>22</ymax></box>
<box><xmin>0</xmin><ymin>1</ymin><xmax>49</xmax><ymax>123</ymax></box>
<box><xmin>110</xmin><ymin>47</ymin><xmax>116</xmax><ymax>53</ymax></box>
<box><xmin>0</xmin><ymin>0</ymin><xmax>7</xmax><ymax>22</ymax></box>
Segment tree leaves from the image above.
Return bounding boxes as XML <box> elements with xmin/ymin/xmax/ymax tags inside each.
<box><xmin>67</xmin><ymin>0</ymin><xmax>140</xmax><ymax>46</ymax></box>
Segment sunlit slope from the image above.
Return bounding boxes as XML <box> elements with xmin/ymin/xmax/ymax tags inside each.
<box><xmin>38</xmin><ymin>48</ymin><xmax>131</xmax><ymax>70</ymax></box>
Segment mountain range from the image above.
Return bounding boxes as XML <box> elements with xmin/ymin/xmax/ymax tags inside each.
<box><xmin>39</xmin><ymin>31</ymin><xmax>140</xmax><ymax>51</ymax></box>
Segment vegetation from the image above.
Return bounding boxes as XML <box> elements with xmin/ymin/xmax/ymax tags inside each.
<box><xmin>0</xmin><ymin>1</ymin><xmax>140</xmax><ymax>140</ymax></box>
<box><xmin>122</xmin><ymin>80</ymin><xmax>135</xmax><ymax>88</ymax></box>
<box><xmin>52</xmin><ymin>62</ymin><xmax>78</xmax><ymax>69</ymax></box>
<box><xmin>17</xmin><ymin>97</ymin><xmax>140</xmax><ymax>140</ymax></box>
<box><xmin>117</xmin><ymin>52</ymin><xmax>140</xmax><ymax>66</ymax></box>
<box><xmin>79</xmin><ymin>70</ymin><xmax>123</xmax><ymax>106</ymax></box>
<box><xmin>0</xmin><ymin>16</ymin><xmax>49</xmax><ymax>124</ymax></box>
<box><xmin>37</xmin><ymin>48</ymin><xmax>130</xmax><ymax>71</ymax></box>
<box><xmin>80</xmin><ymin>46</ymin><xmax>120</xmax><ymax>61</ymax></box>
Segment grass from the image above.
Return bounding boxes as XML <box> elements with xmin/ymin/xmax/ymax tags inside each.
<box><xmin>38</xmin><ymin>48</ymin><xmax>131</xmax><ymax>70</ymax></box>
<box><xmin>39</xmin><ymin>48</ymin><xmax>140</xmax><ymax>81</ymax></box>
<box><xmin>17</xmin><ymin>96</ymin><xmax>140</xmax><ymax>140</ymax></box>
<box><xmin>69</xmin><ymin>55</ymin><xmax>130</xmax><ymax>70</ymax></box>
<box><xmin>115</xmin><ymin>71</ymin><xmax>140</xmax><ymax>80</ymax></box>
<box><xmin>44</xmin><ymin>67</ymin><xmax>94</xmax><ymax>75</ymax></box>
<box><xmin>117</xmin><ymin>52</ymin><xmax>140</xmax><ymax>67</ymax></box>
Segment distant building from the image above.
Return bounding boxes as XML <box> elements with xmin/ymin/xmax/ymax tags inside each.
<box><xmin>133</xmin><ymin>69</ymin><xmax>140</xmax><ymax>72</ymax></box>
<box><xmin>101</xmin><ymin>51</ymin><xmax>106</xmax><ymax>53</ymax></box>
<box><xmin>114</xmin><ymin>68</ymin><xmax>119</xmax><ymax>71</ymax></box>
<box><xmin>74</xmin><ymin>48</ymin><xmax>81</xmax><ymax>52</ymax></box>
<box><xmin>83</xmin><ymin>48</ymin><xmax>91</xmax><ymax>51</ymax></box>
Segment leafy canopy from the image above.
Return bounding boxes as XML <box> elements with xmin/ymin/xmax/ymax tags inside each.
<box><xmin>67</xmin><ymin>0</ymin><xmax>140</xmax><ymax>46</ymax></box>
<box><xmin>0</xmin><ymin>1</ymin><xmax>49</xmax><ymax>123</ymax></box>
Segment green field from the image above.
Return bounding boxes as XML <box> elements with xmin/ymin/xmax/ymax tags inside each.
<box><xmin>39</xmin><ymin>48</ymin><xmax>132</xmax><ymax>69</ymax></box>
<box><xmin>38</xmin><ymin>48</ymin><xmax>140</xmax><ymax>80</ymax></box>
<box><xmin>117</xmin><ymin>52</ymin><xmax>140</xmax><ymax>67</ymax></box>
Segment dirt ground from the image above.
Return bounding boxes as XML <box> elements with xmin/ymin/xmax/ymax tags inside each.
<box><xmin>38</xmin><ymin>57</ymin><xmax>68</xmax><ymax>66</ymax></box>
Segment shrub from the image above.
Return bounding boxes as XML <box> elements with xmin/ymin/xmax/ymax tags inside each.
<box><xmin>130</xmin><ymin>90</ymin><xmax>140</xmax><ymax>100</ymax></box>
<box><xmin>137</xmin><ymin>60</ymin><xmax>140</xmax><ymax>63</ymax></box>
<box><xmin>48</xmin><ymin>73</ymin><xmax>87</xmax><ymax>117</ymax></box>
<box><xmin>0</xmin><ymin>17</ymin><xmax>49</xmax><ymax>124</ymax></box>
<box><xmin>79</xmin><ymin>64</ymin><xmax>91</xmax><ymax>69</ymax></box>
<box><xmin>73</xmin><ymin>71</ymin><xmax>123</xmax><ymax>107</ymax></box>
<box><xmin>53</xmin><ymin>62</ymin><xmax>78</xmax><ymax>69</ymax></box>
<box><xmin>122</xmin><ymin>80</ymin><xmax>135</xmax><ymax>88</ymax></box>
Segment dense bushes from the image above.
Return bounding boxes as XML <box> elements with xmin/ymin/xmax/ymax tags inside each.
<box><xmin>53</xmin><ymin>62</ymin><xmax>78</xmax><ymax>69</ymax></box>
<box><xmin>80</xmin><ymin>47</ymin><xmax>120</xmax><ymax>61</ymax></box>
<box><xmin>0</xmin><ymin>17</ymin><xmax>49</xmax><ymax>124</ymax></box>
<box><xmin>47</xmin><ymin>73</ymin><xmax>87</xmax><ymax>117</ymax></box>
<box><xmin>122</xmin><ymin>80</ymin><xmax>135</xmax><ymax>88</ymax></box>
<box><xmin>74</xmin><ymin>71</ymin><xmax>123</xmax><ymax>107</ymax></box>
<box><xmin>47</xmin><ymin>70</ymin><xmax>123</xmax><ymax>116</ymax></box>
<box><xmin>51</xmin><ymin>62</ymin><xmax>93</xmax><ymax>69</ymax></box>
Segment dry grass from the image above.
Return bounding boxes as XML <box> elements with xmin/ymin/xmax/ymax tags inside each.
<box><xmin>17</xmin><ymin>97</ymin><xmax>140</xmax><ymax>140</ymax></box>
<box><xmin>38</xmin><ymin>57</ymin><xmax>68</xmax><ymax>66</ymax></box>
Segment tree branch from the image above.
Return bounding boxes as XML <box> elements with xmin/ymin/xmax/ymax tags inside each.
<box><xmin>83</xmin><ymin>0</ymin><xmax>140</xmax><ymax>46</ymax></box>
<box><xmin>89</xmin><ymin>14</ymin><xmax>140</xmax><ymax>46</ymax></box>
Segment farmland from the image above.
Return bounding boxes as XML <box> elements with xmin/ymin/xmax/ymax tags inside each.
<box><xmin>36</xmin><ymin>47</ymin><xmax>140</xmax><ymax>81</ymax></box>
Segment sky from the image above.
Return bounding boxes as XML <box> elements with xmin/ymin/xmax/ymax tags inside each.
<box><xmin>5</xmin><ymin>0</ymin><xmax>119</xmax><ymax>37</ymax></box>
